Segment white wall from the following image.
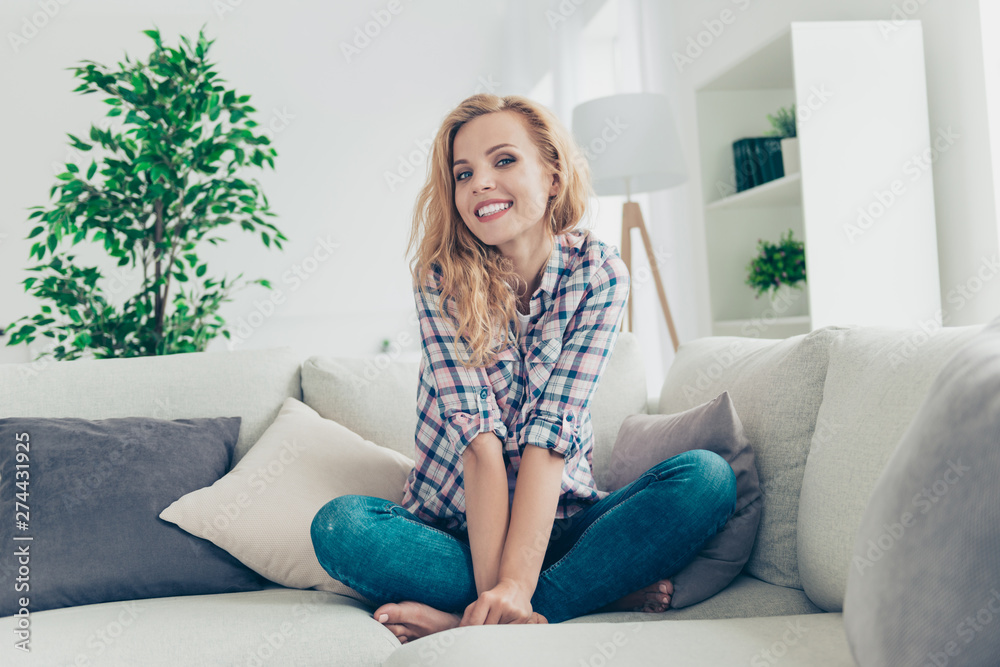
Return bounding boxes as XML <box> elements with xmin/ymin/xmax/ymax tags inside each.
<box><xmin>0</xmin><ymin>0</ymin><xmax>557</xmax><ymax>364</ymax></box>
<box><xmin>980</xmin><ymin>0</ymin><xmax>1000</xmax><ymax>268</ymax></box>
<box><xmin>651</xmin><ymin>0</ymin><xmax>1000</xmax><ymax>336</ymax></box>
<box><xmin>2</xmin><ymin>0</ymin><xmax>996</xmax><ymax>374</ymax></box>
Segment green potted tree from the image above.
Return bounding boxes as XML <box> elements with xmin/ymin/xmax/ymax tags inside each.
<box><xmin>745</xmin><ymin>228</ymin><xmax>807</xmax><ymax>312</ymax></box>
<box><xmin>765</xmin><ymin>104</ymin><xmax>798</xmax><ymax>175</ymax></box>
<box><xmin>3</xmin><ymin>26</ymin><xmax>288</xmax><ymax>360</ymax></box>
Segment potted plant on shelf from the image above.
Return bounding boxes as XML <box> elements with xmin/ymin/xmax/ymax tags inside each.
<box><xmin>765</xmin><ymin>104</ymin><xmax>798</xmax><ymax>175</ymax></box>
<box><xmin>3</xmin><ymin>26</ymin><xmax>288</xmax><ymax>361</ymax></box>
<box><xmin>745</xmin><ymin>228</ymin><xmax>806</xmax><ymax>312</ymax></box>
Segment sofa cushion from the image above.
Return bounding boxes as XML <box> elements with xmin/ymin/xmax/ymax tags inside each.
<box><xmin>656</xmin><ymin>326</ymin><xmax>846</xmax><ymax>589</ymax></box>
<box><xmin>843</xmin><ymin>315</ymin><xmax>1000</xmax><ymax>666</ymax></box>
<box><xmin>607</xmin><ymin>392</ymin><xmax>762</xmax><ymax>609</ymax></box>
<box><xmin>383</xmin><ymin>611</ymin><xmax>853</xmax><ymax>666</ymax></box>
<box><xmin>0</xmin><ymin>346</ymin><xmax>301</xmax><ymax>465</ymax></box>
<box><xmin>160</xmin><ymin>397</ymin><xmax>414</xmax><ymax>605</ymax></box>
<box><xmin>301</xmin><ymin>331</ymin><xmax>647</xmax><ymax>493</ymax></box>
<box><xmin>0</xmin><ymin>586</ymin><xmax>399</xmax><ymax>667</ymax></box>
<box><xmin>797</xmin><ymin>323</ymin><xmax>984</xmax><ymax>611</ymax></box>
<box><xmin>562</xmin><ymin>574</ymin><xmax>822</xmax><ymax>624</ymax></box>
<box><xmin>0</xmin><ymin>416</ymin><xmax>267</xmax><ymax>617</ymax></box>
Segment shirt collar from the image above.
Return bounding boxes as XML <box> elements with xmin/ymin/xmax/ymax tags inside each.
<box><xmin>537</xmin><ymin>230</ymin><xmax>584</xmax><ymax>311</ymax></box>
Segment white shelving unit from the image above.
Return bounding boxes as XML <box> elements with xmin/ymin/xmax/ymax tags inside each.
<box><xmin>695</xmin><ymin>21</ymin><xmax>942</xmax><ymax>338</ymax></box>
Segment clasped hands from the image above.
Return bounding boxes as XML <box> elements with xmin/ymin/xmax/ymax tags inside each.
<box><xmin>459</xmin><ymin>577</ymin><xmax>548</xmax><ymax>626</ymax></box>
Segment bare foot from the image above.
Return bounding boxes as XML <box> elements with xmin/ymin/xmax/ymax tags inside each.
<box><xmin>373</xmin><ymin>601</ymin><xmax>462</xmax><ymax>643</ymax></box>
<box><xmin>373</xmin><ymin>602</ymin><xmax>549</xmax><ymax>643</ymax></box>
<box><xmin>595</xmin><ymin>578</ymin><xmax>673</xmax><ymax>613</ymax></box>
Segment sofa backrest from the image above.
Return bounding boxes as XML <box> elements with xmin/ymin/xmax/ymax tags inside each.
<box><xmin>0</xmin><ymin>346</ymin><xmax>302</xmax><ymax>464</ymax></box>
<box><xmin>655</xmin><ymin>325</ymin><xmax>847</xmax><ymax>591</ymax></box>
<box><xmin>300</xmin><ymin>331</ymin><xmax>649</xmax><ymax>492</ymax></box>
<box><xmin>796</xmin><ymin>323</ymin><xmax>984</xmax><ymax>612</ymax></box>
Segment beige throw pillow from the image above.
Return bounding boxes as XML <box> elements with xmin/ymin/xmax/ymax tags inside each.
<box><xmin>160</xmin><ymin>396</ymin><xmax>415</xmax><ymax>603</ymax></box>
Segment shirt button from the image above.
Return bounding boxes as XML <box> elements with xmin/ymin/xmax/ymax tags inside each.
<box><xmin>567</xmin><ymin>414</ymin><xmax>574</xmax><ymax>422</ymax></box>
<box><xmin>480</xmin><ymin>387</ymin><xmax>488</xmax><ymax>400</ymax></box>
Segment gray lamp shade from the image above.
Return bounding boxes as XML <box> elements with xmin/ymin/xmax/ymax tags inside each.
<box><xmin>571</xmin><ymin>92</ymin><xmax>688</xmax><ymax>197</ymax></box>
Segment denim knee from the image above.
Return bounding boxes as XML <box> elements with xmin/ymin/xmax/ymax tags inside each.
<box><xmin>681</xmin><ymin>449</ymin><xmax>738</xmax><ymax>522</ymax></box>
<box><xmin>310</xmin><ymin>494</ymin><xmax>370</xmax><ymax>558</ymax></box>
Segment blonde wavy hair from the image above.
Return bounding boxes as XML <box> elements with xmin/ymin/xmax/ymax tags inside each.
<box><xmin>406</xmin><ymin>94</ymin><xmax>596</xmax><ymax>369</ymax></box>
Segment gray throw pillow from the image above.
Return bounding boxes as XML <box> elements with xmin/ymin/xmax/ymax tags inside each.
<box><xmin>843</xmin><ymin>314</ymin><xmax>1000</xmax><ymax>666</ymax></box>
<box><xmin>607</xmin><ymin>391</ymin><xmax>763</xmax><ymax>608</ymax></box>
<box><xmin>0</xmin><ymin>416</ymin><xmax>268</xmax><ymax>617</ymax></box>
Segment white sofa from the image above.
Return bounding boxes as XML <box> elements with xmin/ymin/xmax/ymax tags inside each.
<box><xmin>0</xmin><ymin>321</ymin><xmax>986</xmax><ymax>666</ymax></box>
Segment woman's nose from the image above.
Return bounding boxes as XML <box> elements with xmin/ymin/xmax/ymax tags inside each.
<box><xmin>472</xmin><ymin>173</ymin><xmax>494</xmax><ymax>194</ymax></box>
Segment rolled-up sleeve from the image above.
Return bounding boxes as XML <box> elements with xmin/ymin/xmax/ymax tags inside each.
<box><xmin>521</xmin><ymin>252</ymin><xmax>630</xmax><ymax>458</ymax></box>
<box><xmin>415</xmin><ymin>269</ymin><xmax>508</xmax><ymax>459</ymax></box>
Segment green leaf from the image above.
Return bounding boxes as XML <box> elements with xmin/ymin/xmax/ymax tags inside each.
<box><xmin>174</xmin><ymin>271</ymin><xmax>189</xmax><ymax>282</ymax></box>
<box><xmin>66</xmin><ymin>163</ymin><xmax>79</xmax><ymax>173</ymax></box>
<box><xmin>261</xmin><ymin>231</ymin><xmax>270</xmax><ymax>247</ymax></box>
<box><xmin>196</xmin><ymin>264</ymin><xmax>207</xmax><ymax>277</ymax></box>
<box><xmin>87</xmin><ymin>161</ymin><xmax>97</xmax><ymax>179</ymax></box>
<box><xmin>28</xmin><ymin>226</ymin><xmax>44</xmax><ymax>239</ymax></box>
<box><xmin>69</xmin><ymin>309</ymin><xmax>82</xmax><ymax>324</ymax></box>
<box><xmin>47</xmin><ymin>235</ymin><xmax>57</xmax><ymax>253</ymax></box>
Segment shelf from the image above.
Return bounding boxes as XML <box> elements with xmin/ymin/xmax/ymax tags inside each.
<box><xmin>705</xmin><ymin>172</ymin><xmax>801</xmax><ymax>211</ymax></box>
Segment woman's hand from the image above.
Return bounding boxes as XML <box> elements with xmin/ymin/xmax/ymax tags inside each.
<box><xmin>459</xmin><ymin>578</ymin><xmax>546</xmax><ymax>626</ymax></box>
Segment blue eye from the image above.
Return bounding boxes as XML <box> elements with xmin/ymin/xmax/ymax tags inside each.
<box><xmin>455</xmin><ymin>157</ymin><xmax>515</xmax><ymax>182</ymax></box>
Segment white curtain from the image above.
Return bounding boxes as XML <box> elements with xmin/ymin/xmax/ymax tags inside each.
<box><xmin>543</xmin><ymin>0</ymin><xmax>694</xmax><ymax>402</ymax></box>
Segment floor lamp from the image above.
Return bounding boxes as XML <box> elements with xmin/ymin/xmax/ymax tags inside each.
<box><xmin>572</xmin><ymin>93</ymin><xmax>688</xmax><ymax>351</ymax></box>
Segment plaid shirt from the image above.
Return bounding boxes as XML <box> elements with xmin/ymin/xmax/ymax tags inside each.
<box><xmin>400</xmin><ymin>229</ymin><xmax>630</xmax><ymax>534</ymax></box>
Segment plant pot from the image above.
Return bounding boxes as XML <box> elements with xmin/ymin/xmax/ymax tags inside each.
<box><xmin>765</xmin><ymin>283</ymin><xmax>808</xmax><ymax>316</ymax></box>
<box><xmin>781</xmin><ymin>137</ymin><xmax>800</xmax><ymax>175</ymax></box>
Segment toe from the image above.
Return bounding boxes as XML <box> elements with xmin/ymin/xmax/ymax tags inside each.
<box><xmin>383</xmin><ymin>623</ymin><xmax>408</xmax><ymax>635</ymax></box>
<box><xmin>374</xmin><ymin>602</ymin><xmax>400</xmax><ymax>624</ymax></box>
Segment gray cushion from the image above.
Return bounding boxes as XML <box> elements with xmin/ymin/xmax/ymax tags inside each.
<box><xmin>562</xmin><ymin>574</ymin><xmax>823</xmax><ymax>623</ymax></box>
<box><xmin>0</xmin><ymin>346</ymin><xmax>302</xmax><ymax>465</ymax></box>
<box><xmin>301</xmin><ymin>331</ymin><xmax>648</xmax><ymax>493</ymax></box>
<box><xmin>0</xmin><ymin>586</ymin><xmax>398</xmax><ymax>666</ymax></box>
<box><xmin>843</xmin><ymin>315</ymin><xmax>1000</xmax><ymax>665</ymax></box>
<box><xmin>797</xmin><ymin>323</ymin><xmax>984</xmax><ymax>611</ymax></box>
<box><xmin>657</xmin><ymin>326</ymin><xmax>846</xmax><ymax>589</ymax></box>
<box><xmin>607</xmin><ymin>392</ymin><xmax>762</xmax><ymax>609</ymax></box>
<box><xmin>0</xmin><ymin>416</ymin><xmax>267</xmax><ymax>617</ymax></box>
<box><xmin>383</xmin><ymin>611</ymin><xmax>854</xmax><ymax>666</ymax></box>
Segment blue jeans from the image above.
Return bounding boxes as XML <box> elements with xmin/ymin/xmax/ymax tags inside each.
<box><xmin>310</xmin><ymin>449</ymin><xmax>737</xmax><ymax>624</ymax></box>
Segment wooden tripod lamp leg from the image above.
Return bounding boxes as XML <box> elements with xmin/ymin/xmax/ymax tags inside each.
<box><xmin>620</xmin><ymin>201</ymin><xmax>680</xmax><ymax>352</ymax></box>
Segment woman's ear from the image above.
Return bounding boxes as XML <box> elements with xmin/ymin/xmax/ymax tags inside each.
<box><xmin>549</xmin><ymin>172</ymin><xmax>560</xmax><ymax>199</ymax></box>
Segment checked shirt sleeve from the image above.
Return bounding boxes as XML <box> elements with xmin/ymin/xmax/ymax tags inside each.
<box><xmin>414</xmin><ymin>270</ymin><xmax>508</xmax><ymax>459</ymax></box>
<box><xmin>522</xmin><ymin>252</ymin><xmax>630</xmax><ymax>458</ymax></box>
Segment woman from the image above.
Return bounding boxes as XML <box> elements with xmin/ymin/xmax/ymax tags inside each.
<box><xmin>310</xmin><ymin>94</ymin><xmax>737</xmax><ymax>642</ymax></box>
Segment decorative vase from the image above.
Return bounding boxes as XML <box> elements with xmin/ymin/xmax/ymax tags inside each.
<box><xmin>780</xmin><ymin>137</ymin><xmax>800</xmax><ymax>175</ymax></box>
<box><xmin>766</xmin><ymin>284</ymin><xmax>792</xmax><ymax>313</ymax></box>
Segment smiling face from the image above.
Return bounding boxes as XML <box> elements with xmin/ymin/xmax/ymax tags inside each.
<box><xmin>451</xmin><ymin>111</ymin><xmax>559</xmax><ymax>256</ymax></box>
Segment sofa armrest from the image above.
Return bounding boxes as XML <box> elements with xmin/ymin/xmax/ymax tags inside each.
<box><xmin>645</xmin><ymin>393</ymin><xmax>659</xmax><ymax>415</ymax></box>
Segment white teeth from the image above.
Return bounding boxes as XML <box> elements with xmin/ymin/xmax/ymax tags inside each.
<box><xmin>476</xmin><ymin>202</ymin><xmax>511</xmax><ymax>217</ymax></box>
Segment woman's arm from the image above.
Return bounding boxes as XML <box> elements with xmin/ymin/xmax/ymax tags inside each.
<box><xmin>496</xmin><ymin>444</ymin><xmax>565</xmax><ymax>599</ymax></box>
<box><xmin>462</xmin><ymin>431</ymin><xmax>511</xmax><ymax>595</ymax></box>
